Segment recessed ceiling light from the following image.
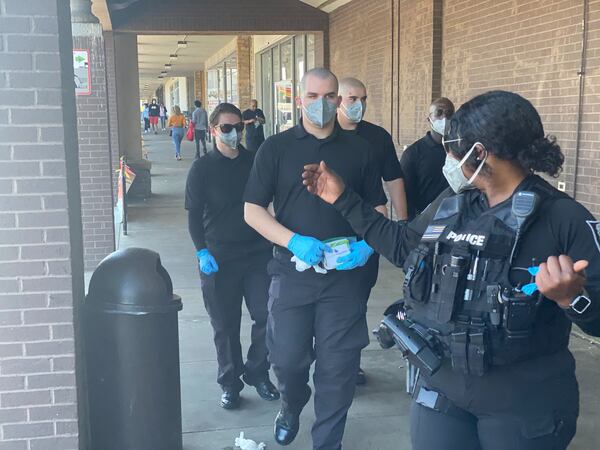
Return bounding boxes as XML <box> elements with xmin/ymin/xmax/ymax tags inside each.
<box><xmin>177</xmin><ymin>41</ymin><xmax>187</xmax><ymax>48</ymax></box>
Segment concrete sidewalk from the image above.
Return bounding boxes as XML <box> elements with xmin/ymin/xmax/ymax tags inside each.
<box><xmin>119</xmin><ymin>133</ymin><xmax>599</xmax><ymax>450</ymax></box>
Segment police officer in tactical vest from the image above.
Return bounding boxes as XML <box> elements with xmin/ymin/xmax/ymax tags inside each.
<box><xmin>302</xmin><ymin>90</ymin><xmax>600</xmax><ymax>450</ymax></box>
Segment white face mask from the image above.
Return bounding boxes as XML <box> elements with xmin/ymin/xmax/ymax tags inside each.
<box><xmin>441</xmin><ymin>140</ymin><xmax>487</xmax><ymax>194</ymax></box>
<box><xmin>429</xmin><ymin>117</ymin><xmax>446</xmax><ymax>136</ymax></box>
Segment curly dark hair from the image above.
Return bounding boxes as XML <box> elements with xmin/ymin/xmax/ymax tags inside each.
<box><xmin>445</xmin><ymin>90</ymin><xmax>564</xmax><ymax>177</ymax></box>
<box><xmin>209</xmin><ymin>102</ymin><xmax>242</xmax><ymax>127</ymax></box>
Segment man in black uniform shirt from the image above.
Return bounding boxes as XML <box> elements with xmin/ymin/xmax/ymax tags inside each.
<box><xmin>242</xmin><ymin>99</ymin><xmax>266</xmax><ymax>152</ymax></box>
<box><xmin>185</xmin><ymin>103</ymin><xmax>279</xmax><ymax>411</ymax></box>
<box><xmin>336</xmin><ymin>76</ymin><xmax>408</xmax><ymax>385</ymax></box>
<box><xmin>400</xmin><ymin>97</ymin><xmax>455</xmax><ymax>219</ymax></box>
<box><xmin>244</xmin><ymin>68</ymin><xmax>387</xmax><ymax>450</ymax></box>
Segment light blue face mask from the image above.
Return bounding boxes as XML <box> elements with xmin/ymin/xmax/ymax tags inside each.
<box><xmin>219</xmin><ymin>129</ymin><xmax>239</xmax><ymax>150</ymax></box>
<box><xmin>303</xmin><ymin>97</ymin><xmax>338</xmax><ymax>128</ymax></box>
<box><xmin>340</xmin><ymin>101</ymin><xmax>364</xmax><ymax>123</ymax></box>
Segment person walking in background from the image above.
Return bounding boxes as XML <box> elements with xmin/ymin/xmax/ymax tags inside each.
<box><xmin>192</xmin><ymin>100</ymin><xmax>209</xmax><ymax>158</ymax></box>
<box><xmin>168</xmin><ymin>105</ymin><xmax>187</xmax><ymax>160</ymax></box>
<box><xmin>242</xmin><ymin>99</ymin><xmax>266</xmax><ymax>152</ymax></box>
<box><xmin>160</xmin><ymin>103</ymin><xmax>168</xmax><ymax>131</ymax></box>
<box><xmin>149</xmin><ymin>99</ymin><xmax>160</xmax><ymax>134</ymax></box>
<box><xmin>400</xmin><ymin>97</ymin><xmax>455</xmax><ymax>219</ymax></box>
<box><xmin>142</xmin><ymin>103</ymin><xmax>150</xmax><ymax>134</ymax></box>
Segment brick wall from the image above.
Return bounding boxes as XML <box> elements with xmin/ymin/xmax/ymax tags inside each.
<box><xmin>0</xmin><ymin>0</ymin><xmax>82</xmax><ymax>448</ymax></box>
<box><xmin>443</xmin><ymin>0</ymin><xmax>600</xmax><ymax>216</ymax></box>
<box><xmin>329</xmin><ymin>0</ymin><xmax>393</xmax><ymax>129</ymax></box>
<box><xmin>73</xmin><ymin>28</ymin><xmax>115</xmax><ymax>271</ymax></box>
<box><xmin>328</xmin><ymin>0</ymin><xmax>600</xmax><ymax>217</ymax></box>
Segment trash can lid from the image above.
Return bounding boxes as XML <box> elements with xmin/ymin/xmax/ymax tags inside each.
<box><xmin>85</xmin><ymin>247</ymin><xmax>182</xmax><ymax>314</ymax></box>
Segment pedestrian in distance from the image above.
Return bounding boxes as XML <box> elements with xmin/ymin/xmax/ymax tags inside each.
<box><xmin>148</xmin><ymin>99</ymin><xmax>160</xmax><ymax>134</ymax></box>
<box><xmin>160</xmin><ymin>102</ymin><xmax>168</xmax><ymax>130</ymax></box>
<box><xmin>168</xmin><ymin>105</ymin><xmax>186</xmax><ymax>161</ymax></box>
<box><xmin>142</xmin><ymin>103</ymin><xmax>150</xmax><ymax>134</ymax></box>
<box><xmin>242</xmin><ymin>99</ymin><xmax>266</xmax><ymax>153</ymax></box>
<box><xmin>192</xmin><ymin>100</ymin><xmax>209</xmax><ymax>158</ymax></box>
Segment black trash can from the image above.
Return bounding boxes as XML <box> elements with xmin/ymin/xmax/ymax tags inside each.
<box><xmin>84</xmin><ymin>247</ymin><xmax>183</xmax><ymax>450</ymax></box>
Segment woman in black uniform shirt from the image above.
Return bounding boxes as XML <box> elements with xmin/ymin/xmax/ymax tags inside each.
<box><xmin>302</xmin><ymin>91</ymin><xmax>600</xmax><ymax>450</ymax></box>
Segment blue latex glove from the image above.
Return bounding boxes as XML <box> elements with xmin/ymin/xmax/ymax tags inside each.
<box><xmin>287</xmin><ymin>233</ymin><xmax>329</xmax><ymax>266</ymax></box>
<box><xmin>336</xmin><ymin>240</ymin><xmax>374</xmax><ymax>270</ymax></box>
<box><xmin>197</xmin><ymin>249</ymin><xmax>219</xmax><ymax>275</ymax></box>
<box><xmin>521</xmin><ymin>266</ymin><xmax>540</xmax><ymax>296</ymax></box>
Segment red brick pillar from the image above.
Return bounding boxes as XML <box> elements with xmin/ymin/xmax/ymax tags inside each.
<box><xmin>237</xmin><ymin>36</ymin><xmax>252</xmax><ymax>110</ymax></box>
<box><xmin>71</xmin><ymin>9</ymin><xmax>115</xmax><ymax>270</ymax></box>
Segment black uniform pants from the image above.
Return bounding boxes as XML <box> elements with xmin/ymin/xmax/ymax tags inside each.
<box><xmin>410</xmin><ymin>350</ymin><xmax>579</xmax><ymax>450</ymax></box>
<box><xmin>200</xmin><ymin>250</ymin><xmax>271</xmax><ymax>391</ymax></box>
<box><xmin>194</xmin><ymin>130</ymin><xmax>207</xmax><ymax>157</ymax></box>
<box><xmin>266</xmin><ymin>254</ymin><xmax>370</xmax><ymax>450</ymax></box>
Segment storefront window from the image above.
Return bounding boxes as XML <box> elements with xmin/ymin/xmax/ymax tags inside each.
<box><xmin>258</xmin><ymin>34</ymin><xmax>316</xmax><ymax>137</ymax></box>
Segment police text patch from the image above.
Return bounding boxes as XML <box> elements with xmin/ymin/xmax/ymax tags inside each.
<box><xmin>586</xmin><ymin>220</ymin><xmax>600</xmax><ymax>253</ymax></box>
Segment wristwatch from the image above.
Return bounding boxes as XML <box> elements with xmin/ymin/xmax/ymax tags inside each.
<box><xmin>569</xmin><ymin>294</ymin><xmax>592</xmax><ymax>314</ymax></box>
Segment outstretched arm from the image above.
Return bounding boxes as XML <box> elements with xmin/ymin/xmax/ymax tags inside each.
<box><xmin>302</xmin><ymin>161</ymin><xmax>439</xmax><ymax>266</ymax></box>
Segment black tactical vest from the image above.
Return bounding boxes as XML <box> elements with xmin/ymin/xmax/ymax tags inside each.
<box><xmin>401</xmin><ymin>177</ymin><xmax>567</xmax><ymax>376</ymax></box>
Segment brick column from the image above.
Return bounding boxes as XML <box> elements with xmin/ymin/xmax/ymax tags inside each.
<box><xmin>237</xmin><ymin>36</ymin><xmax>252</xmax><ymax>109</ymax></box>
<box><xmin>0</xmin><ymin>0</ymin><xmax>85</xmax><ymax>448</ymax></box>
<box><xmin>72</xmin><ymin>18</ymin><xmax>116</xmax><ymax>271</ymax></box>
<box><xmin>113</xmin><ymin>33</ymin><xmax>151</xmax><ymax>198</ymax></box>
<box><xmin>103</xmin><ymin>31</ymin><xmax>120</xmax><ymax>199</ymax></box>
<box><xmin>194</xmin><ymin>70</ymin><xmax>205</xmax><ymax>102</ymax></box>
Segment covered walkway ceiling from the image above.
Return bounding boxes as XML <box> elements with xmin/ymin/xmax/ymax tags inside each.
<box><xmin>100</xmin><ymin>0</ymin><xmax>334</xmax><ymax>34</ymax></box>
<box><xmin>138</xmin><ymin>35</ymin><xmax>236</xmax><ymax>97</ymax></box>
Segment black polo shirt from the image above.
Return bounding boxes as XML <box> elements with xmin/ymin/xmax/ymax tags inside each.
<box><xmin>244</xmin><ymin>121</ymin><xmax>387</xmax><ymax>241</ymax></box>
<box><xmin>185</xmin><ymin>147</ymin><xmax>269</xmax><ymax>257</ymax></box>
<box><xmin>400</xmin><ymin>131</ymin><xmax>449</xmax><ymax>219</ymax></box>
<box><xmin>354</xmin><ymin>120</ymin><xmax>403</xmax><ymax>181</ymax></box>
<box><xmin>242</xmin><ymin>108</ymin><xmax>266</xmax><ymax>143</ymax></box>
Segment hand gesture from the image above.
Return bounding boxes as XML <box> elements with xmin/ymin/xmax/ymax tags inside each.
<box><xmin>536</xmin><ymin>255</ymin><xmax>588</xmax><ymax>308</ymax></box>
<box><xmin>302</xmin><ymin>161</ymin><xmax>346</xmax><ymax>205</ymax></box>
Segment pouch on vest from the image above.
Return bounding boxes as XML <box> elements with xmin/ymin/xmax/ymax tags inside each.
<box><xmin>403</xmin><ymin>244</ymin><xmax>432</xmax><ymax>305</ymax></box>
<box><xmin>427</xmin><ymin>245</ymin><xmax>470</xmax><ymax>324</ymax></box>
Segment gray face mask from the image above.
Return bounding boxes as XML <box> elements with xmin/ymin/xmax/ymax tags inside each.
<box><xmin>340</xmin><ymin>101</ymin><xmax>364</xmax><ymax>123</ymax></box>
<box><xmin>303</xmin><ymin>97</ymin><xmax>338</xmax><ymax>128</ymax></box>
<box><xmin>441</xmin><ymin>140</ymin><xmax>487</xmax><ymax>194</ymax></box>
<box><xmin>218</xmin><ymin>129</ymin><xmax>240</xmax><ymax>150</ymax></box>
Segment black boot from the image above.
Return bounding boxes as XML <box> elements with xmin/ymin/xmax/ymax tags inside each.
<box><xmin>356</xmin><ymin>367</ymin><xmax>367</xmax><ymax>385</ymax></box>
<box><xmin>274</xmin><ymin>408</ymin><xmax>300</xmax><ymax>446</ymax></box>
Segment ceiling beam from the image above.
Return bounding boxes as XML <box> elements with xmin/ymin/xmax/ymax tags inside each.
<box><xmin>91</xmin><ymin>0</ymin><xmax>112</xmax><ymax>30</ymax></box>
